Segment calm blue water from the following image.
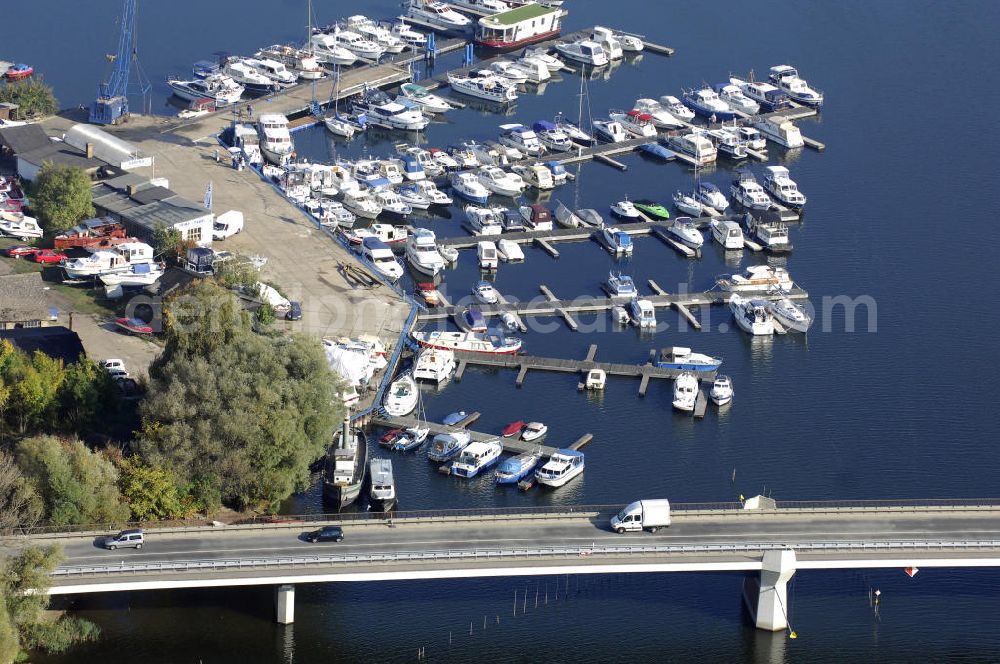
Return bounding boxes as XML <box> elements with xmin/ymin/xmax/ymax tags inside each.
<box><xmin>9</xmin><ymin>0</ymin><xmax>1000</xmax><ymax>660</ymax></box>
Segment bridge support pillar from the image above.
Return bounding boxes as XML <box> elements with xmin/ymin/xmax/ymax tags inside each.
<box><xmin>275</xmin><ymin>584</ymin><xmax>295</xmax><ymax>624</ymax></box>
<box><xmin>743</xmin><ymin>548</ymin><xmax>796</xmax><ymax>631</ymax></box>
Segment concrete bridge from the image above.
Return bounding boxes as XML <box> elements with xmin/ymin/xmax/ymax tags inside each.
<box><xmin>7</xmin><ymin>500</ymin><xmax>1000</xmax><ymax>632</ymax></box>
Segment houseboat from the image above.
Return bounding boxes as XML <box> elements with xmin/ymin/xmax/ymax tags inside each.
<box><xmin>475</xmin><ymin>5</ymin><xmax>562</xmax><ymax>50</ymax></box>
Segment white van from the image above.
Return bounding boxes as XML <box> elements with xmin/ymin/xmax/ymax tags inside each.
<box><xmin>213</xmin><ymin>210</ymin><xmax>244</xmax><ymax>240</ymax></box>
<box><xmin>477</xmin><ymin>241</ymin><xmax>498</xmax><ymax>270</ymax></box>
<box><xmin>610</xmin><ymin>499</ymin><xmax>671</xmax><ymax>533</ymax></box>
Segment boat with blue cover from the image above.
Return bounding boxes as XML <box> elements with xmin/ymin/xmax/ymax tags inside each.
<box><xmin>655</xmin><ymin>346</ymin><xmax>722</xmax><ymax>372</ymax></box>
<box><xmin>604</xmin><ymin>272</ymin><xmax>637</xmax><ymax>298</ymax></box>
<box><xmin>495</xmin><ymin>450</ymin><xmax>543</xmax><ymax>484</ymax></box>
<box><xmin>638</xmin><ymin>142</ymin><xmax>676</xmax><ymax>160</ymax></box>
<box><xmin>442</xmin><ymin>411</ymin><xmax>468</xmax><ymax>426</ymax></box>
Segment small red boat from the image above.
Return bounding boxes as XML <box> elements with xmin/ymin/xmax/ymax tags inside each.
<box><xmin>379</xmin><ymin>429</ymin><xmax>404</xmax><ymax>446</ymax></box>
<box><xmin>4</xmin><ymin>64</ymin><xmax>34</xmax><ymax>80</ymax></box>
<box><xmin>501</xmin><ymin>421</ymin><xmax>526</xmax><ymax>438</ymax></box>
<box><xmin>114</xmin><ymin>317</ymin><xmax>154</xmax><ymax>335</ymax></box>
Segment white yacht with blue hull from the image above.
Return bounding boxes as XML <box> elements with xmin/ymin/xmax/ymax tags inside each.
<box><xmin>450</xmin><ymin>440</ymin><xmax>503</xmax><ymax>478</ymax></box>
<box><xmin>656</xmin><ymin>346</ymin><xmax>722</xmax><ymax>372</ymax></box>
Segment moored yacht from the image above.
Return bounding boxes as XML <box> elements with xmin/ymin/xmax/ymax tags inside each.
<box><xmin>341</xmin><ymin>189</ymin><xmax>383</xmax><ymax>219</ymax></box>
<box><xmin>673</xmin><ymin>191</ymin><xmax>704</xmax><ymax>217</ymax></box>
<box><xmin>399</xmin><ymin>83</ymin><xmax>452</xmax><ymax>114</ymax></box>
<box><xmin>710</xmin><ymin>375</ymin><xmax>734</xmax><ymax>406</ymax></box>
<box><xmin>532</xmin><ymin>121</ymin><xmax>573</xmax><ymax>151</ymax></box>
<box><xmin>731</xmin><ymin>171</ymin><xmax>772</xmax><ymax>210</ymax></box>
<box><xmin>495</xmin><ymin>450</ymin><xmax>542</xmax><ymax>484</ymax></box>
<box><xmin>601</xmin><ymin>226</ymin><xmax>634</xmax><ymax>256</ymax></box>
<box><xmin>672</xmin><ymin>372</ymin><xmax>698</xmax><ymax>412</ymax></box>
<box><xmin>711</xmin><ymin>219</ymin><xmax>745</xmax><ymax>249</ymax></box>
<box><xmin>628</xmin><ymin>298</ymin><xmax>656</xmax><ymax>329</ymax></box>
<box><xmin>256</xmin><ymin>44</ymin><xmax>325</xmax><ymax>80</ymax></box>
<box><xmin>167</xmin><ymin>74</ymin><xmax>244</xmax><ymax>105</ymax></box>
<box><xmin>610</xmin><ymin>109</ymin><xmax>658</xmax><ymax>138</ymax></box>
<box><xmin>555</xmin><ymin>39</ymin><xmax>609</xmax><ymax>67</ymax></box>
<box><xmin>682</xmin><ymin>87</ymin><xmax>736</xmax><ymax>121</ymax></box>
<box><xmin>695</xmin><ymin>181</ymin><xmax>728</xmax><ymax>211</ymax></box>
<box><xmin>466</xmin><ymin>204</ymin><xmax>504</xmax><ymax>235</ymax></box>
<box><xmin>222</xmin><ymin>59</ymin><xmax>277</xmax><ymax>95</ymax></box>
<box><xmin>511</xmin><ymin>163</ymin><xmax>554</xmax><ymax>190</ymax></box>
<box><xmin>659</xmin><ymin>95</ymin><xmax>695</xmax><ymax>121</ymax></box>
<box><xmin>666</xmin><ymin>217</ymin><xmax>704</xmax><ymax>249</ymax></box>
<box><xmin>322</xmin><ymin>419</ymin><xmax>368</xmax><ymax>509</ymax></box>
<box><xmin>729</xmin><ymin>294</ymin><xmax>775</xmax><ymax>335</ymax></box>
<box><xmin>406</xmin><ymin>0</ymin><xmax>472</xmax><ymax>30</ymax></box>
<box><xmin>719</xmin><ymin>264</ymin><xmax>794</xmax><ymax>292</ymax></box>
<box><xmin>372</xmin><ymin>188</ymin><xmax>413</xmax><ymax>218</ymax></box>
<box><xmin>383</xmin><ymin>373</ymin><xmax>419</xmax><ymax>416</ymax></box>
<box><xmin>604</xmin><ymin>272</ymin><xmax>637</xmax><ymax>298</ymax></box>
<box><xmin>368</xmin><ymin>458</ymin><xmax>396</xmax><ymax>510</ymax></box>
<box><xmin>667</xmin><ymin>132</ymin><xmax>717</xmax><ymax>165</ymax></box>
<box><xmin>656</xmin><ymin>347</ymin><xmax>722</xmax><ymax>372</ymax></box>
<box><xmin>592</xmin><ymin>119</ymin><xmax>629</xmax><ymax>143</ymax></box>
<box><xmin>478</xmin><ymin>166</ymin><xmax>525</xmax><ymax>197</ymax></box>
<box><xmin>427</xmin><ymin>431</ymin><xmax>471</xmax><ymax>463</ymax></box>
<box><xmin>633</xmin><ymin>98</ymin><xmax>686</xmax><ymax>129</ymax></box>
<box><xmin>329</xmin><ymin>27</ymin><xmax>385</xmax><ymax>61</ymax></box>
<box><xmin>248</xmin><ymin>58</ymin><xmax>297</xmax><ymax>87</ymax></box>
<box><xmin>729</xmin><ymin>77</ymin><xmax>792</xmax><ymax>112</ymax></box>
<box><xmin>535</xmin><ymin>449</ymin><xmax>584</xmax><ymax>487</ymax></box>
<box><xmin>751</xmin><ymin>117</ymin><xmax>805</xmax><ymax>149</ymax></box>
<box><xmin>447</xmin><ymin>73</ymin><xmax>518</xmax><ymax>103</ymax></box>
<box><xmin>405</xmin><ymin>228</ymin><xmax>446</xmax><ymax>275</ymax></box>
<box><xmin>762</xmin><ymin>165</ymin><xmax>807</xmax><ymax>208</ymax></box>
<box><xmin>308</xmin><ymin>34</ymin><xmax>359</xmax><ymax>66</ymax></box>
<box><xmin>743</xmin><ymin>215</ymin><xmax>792</xmax><ymax>254</ymax></box>
<box><xmin>411</xmin><ymin>329</ymin><xmax>523</xmax><ymax>355</ymax></box>
<box><xmin>610</xmin><ymin>198</ymin><xmax>642</xmax><ymax>220</ymax></box>
<box><xmin>451</xmin><ymin>171</ymin><xmax>491</xmax><ymax>204</ymax></box>
<box><xmin>360</xmin><ymin>101</ymin><xmax>429</xmax><ymax>131</ymax></box>
<box><xmin>414</xmin><ymin>348</ymin><xmax>457</xmax><ymax>383</ymax></box>
<box><xmin>360</xmin><ymin>236</ymin><xmax>404</xmax><ymax>281</ymax></box>
<box><xmin>451</xmin><ymin>439</ymin><xmax>503</xmax><ymax>478</ymax></box>
<box><xmin>498</xmin><ymin>123</ymin><xmax>543</xmax><ymax>156</ymax></box>
<box><xmin>769</xmin><ymin>65</ymin><xmax>824</xmax><ymax>106</ymax></box>
<box><xmin>713</xmin><ymin>83</ymin><xmax>759</xmax><ymax>115</ymax></box>
<box><xmin>257</xmin><ymin>114</ymin><xmax>294</xmax><ymax>166</ymax></box>
<box><xmin>767</xmin><ymin>295</ymin><xmax>812</xmax><ymax>332</ymax></box>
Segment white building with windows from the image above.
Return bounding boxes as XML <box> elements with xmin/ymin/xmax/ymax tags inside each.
<box><xmin>91</xmin><ymin>174</ymin><xmax>213</xmax><ymax>247</ymax></box>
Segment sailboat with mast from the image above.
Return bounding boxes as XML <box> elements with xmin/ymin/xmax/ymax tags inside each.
<box><xmin>554</xmin><ymin>67</ymin><xmax>594</xmax><ymax>144</ymax></box>
<box><xmin>324</xmin><ymin>65</ymin><xmax>362</xmax><ymax>137</ymax></box>
<box><xmin>322</xmin><ymin>417</ymin><xmax>369</xmax><ymax>509</ymax></box>
<box><xmin>393</xmin><ymin>386</ymin><xmax>430</xmax><ymax>451</ymax></box>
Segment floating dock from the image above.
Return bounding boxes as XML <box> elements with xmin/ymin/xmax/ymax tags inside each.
<box><xmin>450</xmin><ymin>345</ymin><xmax>715</xmax><ymax>394</ymax></box>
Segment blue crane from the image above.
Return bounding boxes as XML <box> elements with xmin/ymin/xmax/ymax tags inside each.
<box><xmin>89</xmin><ymin>0</ymin><xmax>151</xmax><ymax>125</ymax></box>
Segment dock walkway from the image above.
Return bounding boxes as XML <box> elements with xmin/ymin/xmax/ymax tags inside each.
<box><xmin>371</xmin><ymin>414</ymin><xmax>568</xmax><ymax>456</ymax></box>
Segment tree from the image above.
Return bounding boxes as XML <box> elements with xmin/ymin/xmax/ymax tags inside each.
<box><xmin>55</xmin><ymin>358</ymin><xmax>115</xmax><ymax>436</ymax></box>
<box><xmin>0</xmin><ymin>79</ymin><xmax>58</xmax><ymax>119</ymax></box>
<box><xmin>15</xmin><ymin>436</ymin><xmax>129</xmax><ymax>527</ymax></box>
<box><xmin>0</xmin><ymin>545</ymin><xmax>99</xmax><ymax>661</ymax></box>
<box><xmin>29</xmin><ymin>163</ymin><xmax>94</xmax><ymax>235</ymax></box>
<box><xmin>255</xmin><ymin>302</ymin><xmax>275</xmax><ymax>327</ymax></box>
<box><xmin>151</xmin><ymin>225</ymin><xmax>189</xmax><ymax>263</ymax></box>
<box><xmin>0</xmin><ymin>450</ymin><xmax>42</xmax><ymax>534</ymax></box>
<box><xmin>138</xmin><ymin>281</ymin><xmax>342</xmax><ymax>511</ymax></box>
<box><xmin>117</xmin><ymin>458</ymin><xmax>187</xmax><ymax>521</ymax></box>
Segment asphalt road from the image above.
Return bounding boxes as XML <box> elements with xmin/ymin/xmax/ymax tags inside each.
<box><xmin>34</xmin><ymin>511</ymin><xmax>1000</xmax><ymax>569</ymax></box>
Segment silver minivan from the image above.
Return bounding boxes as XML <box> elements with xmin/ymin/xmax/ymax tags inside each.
<box><xmin>105</xmin><ymin>528</ymin><xmax>144</xmax><ymax>550</ymax></box>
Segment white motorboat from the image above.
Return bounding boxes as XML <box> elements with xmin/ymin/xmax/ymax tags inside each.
<box><xmin>345</xmin><ymin>223</ymin><xmax>408</xmax><ymax>246</ymax></box>
<box><xmin>511</xmin><ymin>163</ymin><xmax>554</xmax><ymax>190</ymax></box>
<box><xmin>308</xmin><ymin>34</ymin><xmax>359</xmax><ymax>66</ymax></box>
<box><xmin>451</xmin><ymin>171</ymin><xmax>491</xmax><ymax>204</ymax></box>
<box><xmin>729</xmin><ymin>77</ymin><xmax>792</xmax><ymax>112</ymax></box>
<box><xmin>395</xmin><ymin>184</ymin><xmax>430</xmax><ymax>209</ymax></box>
<box><xmin>751</xmin><ymin>117</ymin><xmax>805</xmax><ymax>149</ymax></box>
<box><xmin>609</xmin><ymin>109</ymin><xmax>658</xmax><ymax>138</ymax></box>
<box><xmin>257</xmin><ymin>114</ymin><xmax>294</xmax><ymax>166</ymax></box>
<box><xmin>769</xmin><ymin>65</ymin><xmax>824</xmax><ymax>106</ymax></box>
<box><xmin>720</xmin><ymin>264</ymin><xmax>794</xmax><ymax>292</ymax></box>
<box><xmin>368</xmin><ymin>458</ymin><xmax>396</xmax><ymax>508</ymax></box>
<box><xmin>629</xmin><ymin>298</ymin><xmax>656</xmax><ymax>329</ymax></box>
<box><xmin>256</xmin><ymin>45</ymin><xmax>325</xmax><ymax>80</ymax></box>
<box><xmin>592</xmin><ymin>119</ymin><xmax>629</xmax><ymax>143</ymax></box>
<box><xmin>535</xmin><ymin>449</ymin><xmax>584</xmax><ymax>488</ymax></box>
<box><xmin>744</xmin><ymin>216</ymin><xmax>792</xmax><ymax>254</ymax></box>
<box><xmin>520</xmin><ymin>47</ymin><xmax>563</xmax><ymax>72</ymax></box>
<box><xmin>667</xmin><ymin>217</ymin><xmax>704</xmax><ymax>249</ymax></box>
<box><xmin>610</xmin><ymin>198</ymin><xmax>642</xmax><ymax>220</ymax></box>
<box><xmin>585</xmin><ymin>368</ymin><xmax>607</xmax><ymax>389</ymax></box>
<box><xmin>655</xmin><ymin>347</ymin><xmax>722</xmax><ymax>372</ymax></box>
<box><xmin>320</xmin><ymin>201</ymin><xmax>356</xmax><ymax>228</ymax></box>
<box><xmin>372</xmin><ymin>188</ymin><xmax>412</xmax><ymax>218</ymax></box>
<box><xmin>476</xmin><ymin>240</ymin><xmax>500</xmax><ymax>270</ymax></box>
<box><xmin>488</xmin><ymin>61</ymin><xmax>529</xmax><ymax>85</ymax></box>
<box><xmin>345</xmin><ymin>16</ymin><xmax>406</xmax><ymax>54</ymax></box>
<box><xmin>0</xmin><ymin>212</ymin><xmax>42</xmax><ymax>240</ymax></box>
<box><xmin>438</xmin><ymin>244</ymin><xmax>459</xmax><ymax>264</ymax></box>
<box><xmin>427</xmin><ymin>431</ymin><xmax>472</xmax><ymax>463</ymax></box>
<box><xmin>604</xmin><ymin>272</ymin><xmax>637</xmax><ymax>299</ymax></box>
<box><xmin>360</xmin><ymin>236</ymin><xmax>404</xmax><ymax>281</ymax></box>
<box><xmin>413</xmin><ymin>348</ymin><xmax>456</xmax><ymax>383</ymax></box>
<box><xmin>466</xmin><ymin>205</ymin><xmax>504</xmax><ymax>235</ymax></box>
<box><xmin>518</xmin><ymin>203</ymin><xmax>553</xmax><ymax>231</ymax></box>
<box><xmin>590</xmin><ymin>26</ymin><xmax>623</xmax><ymax>60</ymax></box>
<box><xmin>633</xmin><ymin>98</ymin><xmax>685</xmax><ymax>129</ymax></box>
<box><xmin>342</xmin><ymin>190</ymin><xmax>382</xmax><ymax>219</ymax></box>
<box><xmin>767</xmin><ymin>295</ymin><xmax>812</xmax><ymax>332</ymax></box>
<box><xmin>710</xmin><ymin>375</ymin><xmax>734</xmax><ymax>406</ymax></box>
<box><xmin>532</xmin><ymin>121</ymin><xmax>573</xmax><ymax>152</ymax></box>
<box><xmin>511</xmin><ymin>58</ymin><xmax>550</xmax><ymax>84</ymax></box>
<box><xmin>329</xmin><ymin>27</ymin><xmax>385</xmax><ymax>61</ymax></box>
<box><xmin>477</xmin><ymin>166</ymin><xmax>525</xmax><ymax>197</ymax></box>
<box><xmin>498</xmin><ymin>124</ymin><xmax>543</xmax><ymax>156</ymax></box>
<box><xmin>521</xmin><ymin>422</ymin><xmax>548</xmax><ymax>442</ymax></box>
<box><xmin>695</xmin><ymin>182</ymin><xmax>728</xmax><ymax>211</ymax></box>
<box><xmin>405</xmin><ymin>0</ymin><xmax>472</xmax><ymax>30</ymax></box>
<box><xmin>673</xmin><ymin>191</ymin><xmax>704</xmax><ymax>217</ymax></box>
<box><xmin>659</xmin><ymin>95</ymin><xmax>695</xmax><ymax>121</ymax></box>
<box><xmin>729</xmin><ymin>294</ymin><xmax>775</xmax><ymax>335</ymax></box>
<box><xmin>619</xmin><ymin>34</ymin><xmax>644</xmax><ymax>52</ymax></box>
<box><xmin>399</xmin><ymin>83</ymin><xmax>452</xmax><ymax>114</ymax></box>
<box><xmin>472</xmin><ymin>279</ymin><xmax>499</xmax><ymax>304</ymax></box>
<box><xmin>714</xmin><ymin>83</ymin><xmax>760</xmax><ymax>115</ymax></box>
<box><xmin>555</xmin><ymin>39</ymin><xmax>609</xmax><ymax>67</ymax></box>
<box><xmin>682</xmin><ymin>87</ymin><xmax>736</xmax><ymax>121</ymax></box>
<box><xmin>248</xmin><ymin>58</ymin><xmax>297</xmax><ymax>86</ymax></box>
<box><xmin>730</xmin><ymin>171</ymin><xmax>772</xmax><ymax>210</ymax></box>
<box><xmin>406</xmin><ymin>179</ymin><xmax>452</xmax><ymax>206</ymax></box>
<box><xmin>64</xmin><ymin>242</ymin><xmax>153</xmax><ymax>278</ymax></box>
<box><xmin>411</xmin><ymin>329</ymin><xmax>522</xmax><ymax>354</ymax></box>
<box><xmin>711</xmin><ymin>219</ymin><xmax>745</xmax><ymax>250</ymax></box>
<box><xmin>364</xmin><ymin>101</ymin><xmax>429</xmax><ymax>131</ymax></box>
<box><xmin>383</xmin><ymin>374</ymin><xmax>419</xmax><ymax>416</ymax></box>
<box><xmin>447</xmin><ymin>73</ymin><xmax>518</xmax><ymax>104</ymax></box>
<box><xmin>666</xmin><ymin>132</ymin><xmax>717</xmax><ymax>165</ymax></box>
<box><xmin>554</xmin><ymin>113</ymin><xmax>593</xmax><ymax>144</ymax></box>
<box><xmin>222</xmin><ymin>59</ymin><xmax>277</xmax><ymax>95</ymax></box>
<box><xmin>390</xmin><ymin>21</ymin><xmax>428</xmax><ymax>48</ymax></box>
<box><xmin>601</xmin><ymin>226</ymin><xmax>634</xmax><ymax>256</ymax></box>
<box><xmin>451</xmin><ymin>440</ymin><xmax>503</xmax><ymax>479</ymax></box>
<box><xmin>99</xmin><ymin>262</ymin><xmax>163</xmax><ymax>287</ymax></box>
<box><xmin>738</xmin><ymin>126</ymin><xmax>768</xmax><ymax>153</ymax></box>
<box><xmin>167</xmin><ymin>73</ymin><xmax>244</xmax><ymax>105</ymax></box>
<box><xmin>762</xmin><ymin>165</ymin><xmax>807</xmax><ymax>209</ymax></box>
<box><xmin>497</xmin><ymin>238</ymin><xmax>524</xmax><ymax>261</ymax></box>
<box><xmin>405</xmin><ymin>228</ymin><xmax>446</xmax><ymax>275</ymax></box>
<box><xmin>672</xmin><ymin>373</ymin><xmax>698</xmax><ymax>412</ymax></box>
<box><xmin>324</xmin><ymin>114</ymin><xmax>357</xmax><ymax>138</ymax></box>
<box><xmin>707</xmin><ymin>127</ymin><xmax>748</xmax><ymax>160</ymax></box>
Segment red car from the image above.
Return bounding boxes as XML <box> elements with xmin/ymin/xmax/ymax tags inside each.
<box><xmin>32</xmin><ymin>250</ymin><xmax>68</xmax><ymax>264</ymax></box>
<box><xmin>2</xmin><ymin>245</ymin><xmax>39</xmax><ymax>258</ymax></box>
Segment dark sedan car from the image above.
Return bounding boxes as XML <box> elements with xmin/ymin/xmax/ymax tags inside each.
<box><xmin>286</xmin><ymin>301</ymin><xmax>302</xmax><ymax>321</ymax></box>
<box><xmin>306</xmin><ymin>526</ymin><xmax>344</xmax><ymax>543</ymax></box>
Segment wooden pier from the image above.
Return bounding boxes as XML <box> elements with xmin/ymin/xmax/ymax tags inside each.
<box><xmin>451</xmin><ymin>346</ymin><xmax>714</xmax><ymax>394</ymax></box>
<box><xmin>371</xmin><ymin>414</ymin><xmax>562</xmax><ymax>456</ymax></box>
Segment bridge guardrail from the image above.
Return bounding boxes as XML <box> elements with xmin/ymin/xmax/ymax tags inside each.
<box><xmin>9</xmin><ymin>499</ymin><xmax>1000</xmax><ymax>539</ymax></box>
<box><xmin>51</xmin><ymin>538</ymin><xmax>1000</xmax><ymax>579</ymax></box>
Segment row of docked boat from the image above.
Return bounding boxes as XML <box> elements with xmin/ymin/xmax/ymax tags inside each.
<box><xmin>672</xmin><ymin>373</ymin><xmax>734</xmax><ymax>411</ymax></box>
